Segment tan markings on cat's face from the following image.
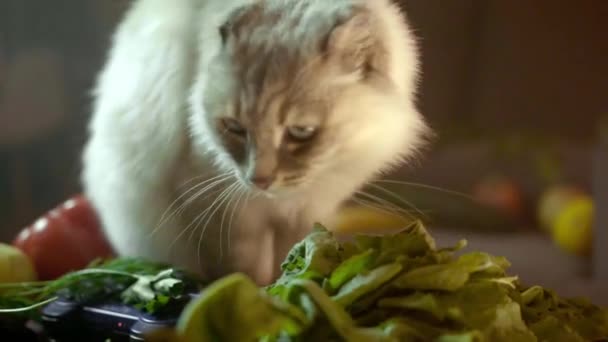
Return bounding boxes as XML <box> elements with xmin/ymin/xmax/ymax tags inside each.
<box><xmin>200</xmin><ymin>1</ymin><xmax>407</xmax><ymax>194</ymax></box>
<box><xmin>214</xmin><ymin>78</ymin><xmax>334</xmax><ymax>192</ymax></box>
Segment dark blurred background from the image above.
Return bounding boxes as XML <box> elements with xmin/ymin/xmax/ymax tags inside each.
<box><xmin>1</xmin><ymin>1</ymin><xmax>607</xmax><ymax>301</ymax></box>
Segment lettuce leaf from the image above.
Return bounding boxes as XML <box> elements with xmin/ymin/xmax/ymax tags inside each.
<box><xmin>165</xmin><ymin>223</ymin><xmax>608</xmax><ymax>342</ymax></box>
<box><xmin>177</xmin><ymin>274</ymin><xmax>306</xmax><ymax>342</ymax></box>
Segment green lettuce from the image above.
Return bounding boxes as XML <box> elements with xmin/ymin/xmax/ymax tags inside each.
<box><xmin>165</xmin><ymin>222</ymin><xmax>608</xmax><ymax>342</ymax></box>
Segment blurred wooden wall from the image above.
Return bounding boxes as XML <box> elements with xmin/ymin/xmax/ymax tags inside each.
<box><xmin>393</xmin><ymin>0</ymin><xmax>608</xmax><ymax>203</ymax></box>
<box><xmin>400</xmin><ymin>0</ymin><xmax>608</xmax><ymax>139</ymax></box>
<box><xmin>0</xmin><ymin>0</ymin><xmax>125</xmax><ymax>241</ymax></box>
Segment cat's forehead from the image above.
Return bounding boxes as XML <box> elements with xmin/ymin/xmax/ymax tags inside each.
<box><xmin>224</xmin><ymin>0</ymin><xmax>355</xmax><ymax>67</ymax></box>
<box><xmin>232</xmin><ymin>79</ymin><xmax>330</xmax><ymax>127</ymax></box>
<box><xmin>219</xmin><ymin>1</ymin><xmax>356</xmax><ymax>125</ymax></box>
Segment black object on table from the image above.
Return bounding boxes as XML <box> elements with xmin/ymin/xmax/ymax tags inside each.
<box><xmin>40</xmin><ymin>295</ymin><xmax>193</xmax><ymax>342</ymax></box>
<box><xmin>0</xmin><ymin>318</ymin><xmax>44</xmax><ymax>342</ymax></box>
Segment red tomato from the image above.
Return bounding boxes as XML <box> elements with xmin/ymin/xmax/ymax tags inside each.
<box><xmin>13</xmin><ymin>195</ymin><xmax>115</xmax><ymax>280</ymax></box>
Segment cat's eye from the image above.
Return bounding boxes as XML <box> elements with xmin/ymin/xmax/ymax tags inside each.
<box><xmin>287</xmin><ymin>126</ymin><xmax>317</xmax><ymax>142</ymax></box>
<box><xmin>221</xmin><ymin>118</ymin><xmax>247</xmax><ymax>136</ymax></box>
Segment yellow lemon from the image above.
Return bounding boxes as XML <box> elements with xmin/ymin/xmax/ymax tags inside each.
<box><xmin>551</xmin><ymin>196</ymin><xmax>594</xmax><ymax>256</ymax></box>
<box><xmin>538</xmin><ymin>185</ymin><xmax>585</xmax><ymax>232</ymax></box>
<box><xmin>332</xmin><ymin>205</ymin><xmax>413</xmax><ymax>235</ymax></box>
<box><xmin>0</xmin><ymin>243</ymin><xmax>37</xmax><ymax>283</ymax></box>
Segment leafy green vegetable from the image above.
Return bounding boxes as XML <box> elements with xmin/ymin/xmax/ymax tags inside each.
<box><xmin>166</xmin><ymin>222</ymin><xmax>608</xmax><ymax>342</ymax></box>
<box><xmin>393</xmin><ymin>252</ymin><xmax>511</xmax><ymax>292</ymax></box>
<box><xmin>333</xmin><ymin>263</ymin><xmax>402</xmax><ymax>307</ymax></box>
<box><xmin>266</xmin><ymin>225</ymin><xmax>342</xmax><ymax>302</ymax></box>
<box><xmin>177</xmin><ymin>274</ymin><xmax>305</xmax><ymax>342</ymax></box>
<box><xmin>290</xmin><ymin>279</ymin><xmax>388</xmax><ymax>342</ymax></box>
<box><xmin>328</xmin><ymin>249</ymin><xmax>376</xmax><ymax>292</ymax></box>
<box><xmin>393</xmin><ymin>262</ymin><xmax>471</xmax><ymax>292</ymax></box>
<box><xmin>354</xmin><ymin>221</ymin><xmax>436</xmax><ymax>265</ymax></box>
<box><xmin>379</xmin><ymin>292</ymin><xmax>445</xmax><ymax>321</ymax></box>
<box><xmin>121</xmin><ymin>268</ymin><xmax>193</xmax><ymax>313</ymax></box>
<box><xmin>4</xmin><ymin>222</ymin><xmax>608</xmax><ymax>342</ymax></box>
<box><xmin>0</xmin><ymin>258</ymin><xmax>204</xmax><ymax>319</ymax></box>
<box><xmin>519</xmin><ymin>285</ymin><xmax>608</xmax><ymax>340</ymax></box>
<box><xmin>435</xmin><ymin>331</ymin><xmax>483</xmax><ymax>342</ymax></box>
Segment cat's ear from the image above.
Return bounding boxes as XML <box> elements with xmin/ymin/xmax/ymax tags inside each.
<box><xmin>324</xmin><ymin>8</ymin><xmax>385</xmax><ymax>77</ymax></box>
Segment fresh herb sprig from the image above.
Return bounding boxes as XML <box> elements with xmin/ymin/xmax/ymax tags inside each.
<box><xmin>0</xmin><ymin>258</ymin><xmax>204</xmax><ymax>320</ymax></box>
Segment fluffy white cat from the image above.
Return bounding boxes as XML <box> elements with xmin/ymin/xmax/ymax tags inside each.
<box><xmin>82</xmin><ymin>0</ymin><xmax>428</xmax><ymax>284</ymax></box>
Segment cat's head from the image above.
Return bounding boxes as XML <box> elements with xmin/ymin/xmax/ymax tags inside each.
<box><xmin>190</xmin><ymin>0</ymin><xmax>429</xmax><ymax>196</ymax></box>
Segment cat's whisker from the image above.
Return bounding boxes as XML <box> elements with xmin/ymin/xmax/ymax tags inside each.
<box><xmin>176</xmin><ymin>171</ymin><xmax>214</xmax><ymax>190</ymax></box>
<box><xmin>172</xmin><ymin>174</ymin><xmax>231</xmax><ymax>215</ymax></box>
<box><xmin>372</xmin><ymin>179</ymin><xmax>474</xmax><ymax>201</ymax></box>
<box><xmin>168</xmin><ymin>187</ymin><xmax>224</xmax><ymax>256</ymax></box>
<box><xmin>224</xmin><ymin>185</ymin><xmax>247</xmax><ymax>262</ymax></box>
<box><xmin>353</xmin><ymin>195</ymin><xmax>433</xmax><ymax>217</ymax></box>
<box><xmin>171</xmin><ymin>183</ymin><xmax>235</xmax><ymax>262</ymax></box>
<box><xmin>220</xmin><ymin>185</ymin><xmax>247</xmax><ymax>257</ymax></box>
<box><xmin>177</xmin><ymin>176</ymin><xmax>234</xmax><ymax>220</ymax></box>
<box><xmin>218</xmin><ymin>183</ymin><xmax>245</xmax><ymax>263</ymax></box>
<box><xmin>248</xmin><ymin>188</ymin><xmax>266</xmax><ymax>200</ymax></box>
<box><xmin>356</xmin><ymin>188</ymin><xmax>425</xmax><ymax>219</ymax></box>
<box><xmin>311</xmin><ymin>175</ymin><xmax>421</xmax><ymax>221</ymax></box>
<box><xmin>164</xmin><ymin>173</ymin><xmax>230</xmax><ymax>214</ymax></box>
<box><xmin>148</xmin><ymin>173</ymin><xmax>232</xmax><ymax>239</ymax></box>
<box><xmin>185</xmin><ymin>182</ymin><xmax>236</xmax><ymax>246</ymax></box>
<box><xmin>197</xmin><ymin>182</ymin><xmax>241</xmax><ymax>268</ymax></box>
<box><xmin>183</xmin><ymin>175</ymin><xmax>231</xmax><ymax>207</ymax></box>
<box><xmin>365</xmin><ymin>183</ymin><xmax>430</xmax><ymax>220</ymax></box>
<box><xmin>353</xmin><ymin>191</ymin><xmax>417</xmax><ymax>221</ymax></box>
<box><xmin>351</xmin><ymin>197</ymin><xmax>408</xmax><ymax>220</ymax></box>
<box><xmin>166</xmin><ymin>178</ymin><xmax>234</xmax><ymax>255</ymax></box>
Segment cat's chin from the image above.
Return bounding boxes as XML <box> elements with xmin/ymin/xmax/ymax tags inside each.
<box><xmin>249</xmin><ymin>187</ymin><xmax>289</xmax><ymax>199</ymax></box>
<box><xmin>250</xmin><ymin>184</ymin><xmax>304</xmax><ymax>200</ymax></box>
<box><xmin>233</xmin><ymin>177</ymin><xmax>306</xmax><ymax>199</ymax></box>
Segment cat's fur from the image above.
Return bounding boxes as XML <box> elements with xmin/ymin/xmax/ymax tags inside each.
<box><xmin>82</xmin><ymin>0</ymin><xmax>428</xmax><ymax>284</ymax></box>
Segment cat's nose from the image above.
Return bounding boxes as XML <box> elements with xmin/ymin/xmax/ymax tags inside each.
<box><xmin>251</xmin><ymin>176</ymin><xmax>274</xmax><ymax>190</ymax></box>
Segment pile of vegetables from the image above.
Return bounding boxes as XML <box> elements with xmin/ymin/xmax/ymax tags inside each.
<box><xmin>1</xmin><ymin>198</ymin><xmax>607</xmax><ymax>341</ymax></box>
<box><xmin>157</xmin><ymin>223</ymin><xmax>608</xmax><ymax>342</ymax></box>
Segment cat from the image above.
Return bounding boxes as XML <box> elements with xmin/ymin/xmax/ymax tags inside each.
<box><xmin>82</xmin><ymin>0</ymin><xmax>429</xmax><ymax>285</ymax></box>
